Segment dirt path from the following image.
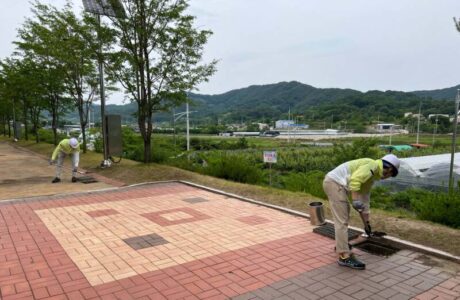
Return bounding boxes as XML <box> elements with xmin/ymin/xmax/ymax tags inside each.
<box><xmin>0</xmin><ymin>142</ymin><xmax>114</xmax><ymax>200</ymax></box>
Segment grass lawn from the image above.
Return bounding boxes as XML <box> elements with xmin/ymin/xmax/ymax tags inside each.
<box><xmin>2</xmin><ymin>136</ymin><xmax>459</xmax><ymax>257</ymax></box>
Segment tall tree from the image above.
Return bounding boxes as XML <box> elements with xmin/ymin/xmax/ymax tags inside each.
<box><xmin>16</xmin><ymin>2</ymin><xmax>100</xmax><ymax>150</ymax></box>
<box><xmin>15</xmin><ymin>1</ymin><xmax>69</xmax><ymax>145</ymax></box>
<box><xmin>104</xmin><ymin>0</ymin><xmax>217</xmax><ymax>162</ymax></box>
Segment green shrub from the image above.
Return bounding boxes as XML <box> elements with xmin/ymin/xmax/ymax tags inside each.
<box><xmin>333</xmin><ymin>138</ymin><xmax>381</xmax><ymax>166</ymax></box>
<box><xmin>204</xmin><ymin>152</ymin><xmax>262</xmax><ymax>184</ymax></box>
<box><xmin>411</xmin><ymin>191</ymin><xmax>460</xmax><ymax>228</ymax></box>
<box><xmin>37</xmin><ymin>129</ymin><xmax>66</xmax><ymax>144</ymax></box>
<box><xmin>283</xmin><ymin>171</ymin><xmax>326</xmax><ymax>198</ymax></box>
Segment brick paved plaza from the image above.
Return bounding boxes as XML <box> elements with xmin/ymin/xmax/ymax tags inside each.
<box><xmin>0</xmin><ymin>143</ymin><xmax>459</xmax><ymax>299</ymax></box>
<box><xmin>0</xmin><ymin>182</ymin><xmax>459</xmax><ymax>299</ymax></box>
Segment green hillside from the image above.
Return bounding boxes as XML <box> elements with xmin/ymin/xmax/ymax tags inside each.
<box><xmin>64</xmin><ymin>81</ymin><xmax>460</xmax><ymax>125</ymax></box>
<box><xmin>412</xmin><ymin>84</ymin><xmax>460</xmax><ymax>100</ymax></box>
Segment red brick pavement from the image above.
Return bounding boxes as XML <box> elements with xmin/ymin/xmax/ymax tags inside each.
<box><xmin>1</xmin><ymin>182</ymin><xmax>458</xmax><ymax>300</ymax></box>
<box><xmin>0</xmin><ymin>183</ymin><xmax>336</xmax><ymax>299</ymax></box>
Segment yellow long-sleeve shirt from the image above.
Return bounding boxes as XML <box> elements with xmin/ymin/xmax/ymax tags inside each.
<box><xmin>51</xmin><ymin>139</ymin><xmax>80</xmax><ymax>161</ymax></box>
<box><xmin>326</xmin><ymin>158</ymin><xmax>383</xmax><ymax>194</ymax></box>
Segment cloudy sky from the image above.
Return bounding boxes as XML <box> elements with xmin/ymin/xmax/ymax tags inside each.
<box><xmin>2</xmin><ymin>0</ymin><xmax>460</xmax><ymax>104</ymax></box>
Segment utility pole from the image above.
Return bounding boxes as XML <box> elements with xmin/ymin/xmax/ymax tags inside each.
<box><xmin>448</xmin><ymin>89</ymin><xmax>460</xmax><ymax>193</ymax></box>
<box><xmin>432</xmin><ymin>115</ymin><xmax>438</xmax><ymax>146</ymax></box>
<box><xmin>186</xmin><ymin>102</ymin><xmax>190</xmax><ymax>151</ymax></box>
<box><xmin>416</xmin><ymin>101</ymin><xmax>422</xmax><ymax>144</ymax></box>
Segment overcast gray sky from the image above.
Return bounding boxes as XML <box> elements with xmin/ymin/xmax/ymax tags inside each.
<box><xmin>2</xmin><ymin>0</ymin><xmax>460</xmax><ymax>104</ymax></box>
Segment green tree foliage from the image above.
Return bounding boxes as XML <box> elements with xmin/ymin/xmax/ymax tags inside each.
<box><xmin>15</xmin><ymin>2</ymin><xmax>71</xmax><ymax>145</ymax></box>
<box><xmin>103</xmin><ymin>0</ymin><xmax>217</xmax><ymax>163</ymax></box>
<box><xmin>16</xmin><ymin>2</ymin><xmax>101</xmax><ymax>150</ymax></box>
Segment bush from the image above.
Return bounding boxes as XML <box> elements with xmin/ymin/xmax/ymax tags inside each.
<box><xmin>37</xmin><ymin>129</ymin><xmax>66</xmax><ymax>145</ymax></box>
<box><xmin>411</xmin><ymin>191</ymin><xmax>460</xmax><ymax>228</ymax></box>
<box><xmin>333</xmin><ymin>138</ymin><xmax>381</xmax><ymax>166</ymax></box>
<box><xmin>204</xmin><ymin>152</ymin><xmax>262</xmax><ymax>184</ymax></box>
<box><xmin>283</xmin><ymin>171</ymin><xmax>326</xmax><ymax>198</ymax></box>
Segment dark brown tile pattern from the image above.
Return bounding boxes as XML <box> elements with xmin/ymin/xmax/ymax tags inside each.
<box><xmin>123</xmin><ymin>233</ymin><xmax>169</xmax><ymax>250</ymax></box>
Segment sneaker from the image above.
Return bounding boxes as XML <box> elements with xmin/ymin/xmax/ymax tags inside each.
<box><xmin>338</xmin><ymin>254</ymin><xmax>366</xmax><ymax>270</ymax></box>
<box><xmin>71</xmin><ymin>177</ymin><xmax>77</xmax><ymax>183</ymax></box>
<box><xmin>52</xmin><ymin>177</ymin><xmax>61</xmax><ymax>183</ymax></box>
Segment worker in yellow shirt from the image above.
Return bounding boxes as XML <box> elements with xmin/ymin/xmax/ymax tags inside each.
<box><xmin>50</xmin><ymin>138</ymin><xmax>80</xmax><ymax>183</ymax></box>
<box><xmin>323</xmin><ymin>154</ymin><xmax>400</xmax><ymax>270</ymax></box>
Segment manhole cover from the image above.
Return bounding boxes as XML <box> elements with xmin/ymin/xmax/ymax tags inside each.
<box><xmin>354</xmin><ymin>240</ymin><xmax>400</xmax><ymax>256</ymax></box>
<box><xmin>312</xmin><ymin>222</ymin><xmax>361</xmax><ymax>240</ymax></box>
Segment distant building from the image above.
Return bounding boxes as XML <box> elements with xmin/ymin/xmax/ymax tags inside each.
<box><xmin>275</xmin><ymin>120</ymin><xmax>294</xmax><ymax>129</ymax></box>
<box><xmin>375</xmin><ymin>123</ymin><xmax>405</xmax><ymax>133</ymax></box>
<box><xmin>404</xmin><ymin>112</ymin><xmax>413</xmax><ymax>118</ymax></box>
<box><xmin>428</xmin><ymin>114</ymin><xmax>449</xmax><ymax>119</ymax></box>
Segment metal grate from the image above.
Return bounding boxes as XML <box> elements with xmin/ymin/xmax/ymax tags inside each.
<box><xmin>312</xmin><ymin>222</ymin><xmax>361</xmax><ymax>240</ymax></box>
<box><xmin>354</xmin><ymin>240</ymin><xmax>400</xmax><ymax>256</ymax></box>
<box><xmin>183</xmin><ymin>197</ymin><xmax>209</xmax><ymax>204</ymax></box>
<box><xmin>77</xmin><ymin>176</ymin><xmax>98</xmax><ymax>184</ymax></box>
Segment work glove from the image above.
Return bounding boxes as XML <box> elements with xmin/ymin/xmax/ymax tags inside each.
<box><xmin>364</xmin><ymin>221</ymin><xmax>372</xmax><ymax>236</ymax></box>
<box><xmin>73</xmin><ymin>168</ymin><xmax>78</xmax><ymax>173</ymax></box>
<box><xmin>49</xmin><ymin>159</ymin><xmax>56</xmax><ymax>165</ymax></box>
<box><xmin>352</xmin><ymin>200</ymin><xmax>365</xmax><ymax>212</ymax></box>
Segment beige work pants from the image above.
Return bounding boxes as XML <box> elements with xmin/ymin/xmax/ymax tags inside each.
<box><xmin>323</xmin><ymin>177</ymin><xmax>351</xmax><ymax>254</ymax></box>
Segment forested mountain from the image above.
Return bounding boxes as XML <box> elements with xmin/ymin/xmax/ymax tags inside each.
<box><xmin>412</xmin><ymin>85</ymin><xmax>460</xmax><ymax>100</ymax></box>
<box><xmin>68</xmin><ymin>81</ymin><xmax>459</xmax><ymax>124</ymax></box>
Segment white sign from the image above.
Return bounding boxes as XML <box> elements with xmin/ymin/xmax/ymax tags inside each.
<box><xmin>263</xmin><ymin>151</ymin><xmax>277</xmax><ymax>163</ymax></box>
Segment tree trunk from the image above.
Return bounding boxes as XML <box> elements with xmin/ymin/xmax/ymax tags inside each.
<box><xmin>78</xmin><ymin>105</ymin><xmax>87</xmax><ymax>153</ymax></box>
<box><xmin>52</xmin><ymin>107</ymin><xmax>58</xmax><ymax>145</ymax></box>
<box><xmin>7</xmin><ymin>115</ymin><xmax>11</xmax><ymax>137</ymax></box>
<box><xmin>23</xmin><ymin>102</ymin><xmax>29</xmax><ymax>141</ymax></box>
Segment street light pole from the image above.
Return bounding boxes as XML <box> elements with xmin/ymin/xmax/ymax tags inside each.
<box><xmin>448</xmin><ymin>89</ymin><xmax>460</xmax><ymax>193</ymax></box>
<box><xmin>96</xmin><ymin>15</ymin><xmax>110</xmax><ymax>167</ymax></box>
<box><xmin>416</xmin><ymin>101</ymin><xmax>421</xmax><ymax>144</ymax></box>
<box><xmin>186</xmin><ymin>101</ymin><xmax>190</xmax><ymax>151</ymax></box>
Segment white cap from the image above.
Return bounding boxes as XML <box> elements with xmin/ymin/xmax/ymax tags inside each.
<box><xmin>381</xmin><ymin>154</ymin><xmax>400</xmax><ymax>177</ymax></box>
<box><xmin>69</xmin><ymin>137</ymin><xmax>79</xmax><ymax>149</ymax></box>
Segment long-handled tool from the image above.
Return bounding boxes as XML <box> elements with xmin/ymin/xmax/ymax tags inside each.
<box><xmin>357</xmin><ymin>210</ymin><xmax>386</xmax><ymax>238</ymax></box>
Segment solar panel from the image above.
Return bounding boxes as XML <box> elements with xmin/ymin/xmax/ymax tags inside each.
<box><xmin>82</xmin><ymin>0</ymin><xmax>125</xmax><ymax>18</ymax></box>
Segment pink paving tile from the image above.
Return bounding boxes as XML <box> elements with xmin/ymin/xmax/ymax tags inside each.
<box><xmin>236</xmin><ymin>215</ymin><xmax>271</xmax><ymax>225</ymax></box>
<box><xmin>86</xmin><ymin>209</ymin><xmax>119</xmax><ymax>218</ymax></box>
<box><xmin>140</xmin><ymin>207</ymin><xmax>212</xmax><ymax>226</ymax></box>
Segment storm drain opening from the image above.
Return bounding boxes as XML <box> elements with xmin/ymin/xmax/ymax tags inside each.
<box><xmin>354</xmin><ymin>240</ymin><xmax>400</xmax><ymax>256</ymax></box>
<box><xmin>312</xmin><ymin>222</ymin><xmax>361</xmax><ymax>240</ymax></box>
<box><xmin>77</xmin><ymin>176</ymin><xmax>98</xmax><ymax>184</ymax></box>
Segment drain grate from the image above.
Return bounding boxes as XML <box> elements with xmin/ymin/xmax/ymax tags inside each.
<box><xmin>77</xmin><ymin>176</ymin><xmax>98</xmax><ymax>184</ymax></box>
<box><xmin>354</xmin><ymin>240</ymin><xmax>400</xmax><ymax>256</ymax></box>
<box><xmin>183</xmin><ymin>197</ymin><xmax>209</xmax><ymax>204</ymax></box>
<box><xmin>312</xmin><ymin>222</ymin><xmax>361</xmax><ymax>240</ymax></box>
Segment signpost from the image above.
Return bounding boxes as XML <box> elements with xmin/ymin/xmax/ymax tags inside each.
<box><xmin>263</xmin><ymin>151</ymin><xmax>277</xmax><ymax>186</ymax></box>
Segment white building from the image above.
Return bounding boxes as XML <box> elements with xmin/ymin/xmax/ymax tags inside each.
<box><xmin>375</xmin><ymin>123</ymin><xmax>404</xmax><ymax>133</ymax></box>
<box><xmin>275</xmin><ymin>120</ymin><xmax>295</xmax><ymax>129</ymax></box>
<box><xmin>428</xmin><ymin>114</ymin><xmax>449</xmax><ymax>119</ymax></box>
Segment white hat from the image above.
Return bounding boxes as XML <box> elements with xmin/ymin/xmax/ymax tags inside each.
<box><xmin>382</xmin><ymin>154</ymin><xmax>400</xmax><ymax>177</ymax></box>
<box><xmin>69</xmin><ymin>137</ymin><xmax>79</xmax><ymax>149</ymax></box>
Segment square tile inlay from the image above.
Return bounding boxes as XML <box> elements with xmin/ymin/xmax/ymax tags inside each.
<box><xmin>182</xmin><ymin>197</ymin><xmax>209</xmax><ymax>204</ymax></box>
<box><xmin>141</xmin><ymin>207</ymin><xmax>211</xmax><ymax>226</ymax></box>
<box><xmin>123</xmin><ymin>233</ymin><xmax>169</xmax><ymax>250</ymax></box>
<box><xmin>237</xmin><ymin>215</ymin><xmax>270</xmax><ymax>225</ymax></box>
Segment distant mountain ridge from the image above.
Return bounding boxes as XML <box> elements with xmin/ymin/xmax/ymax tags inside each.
<box><xmin>71</xmin><ymin>81</ymin><xmax>459</xmax><ymax>123</ymax></box>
